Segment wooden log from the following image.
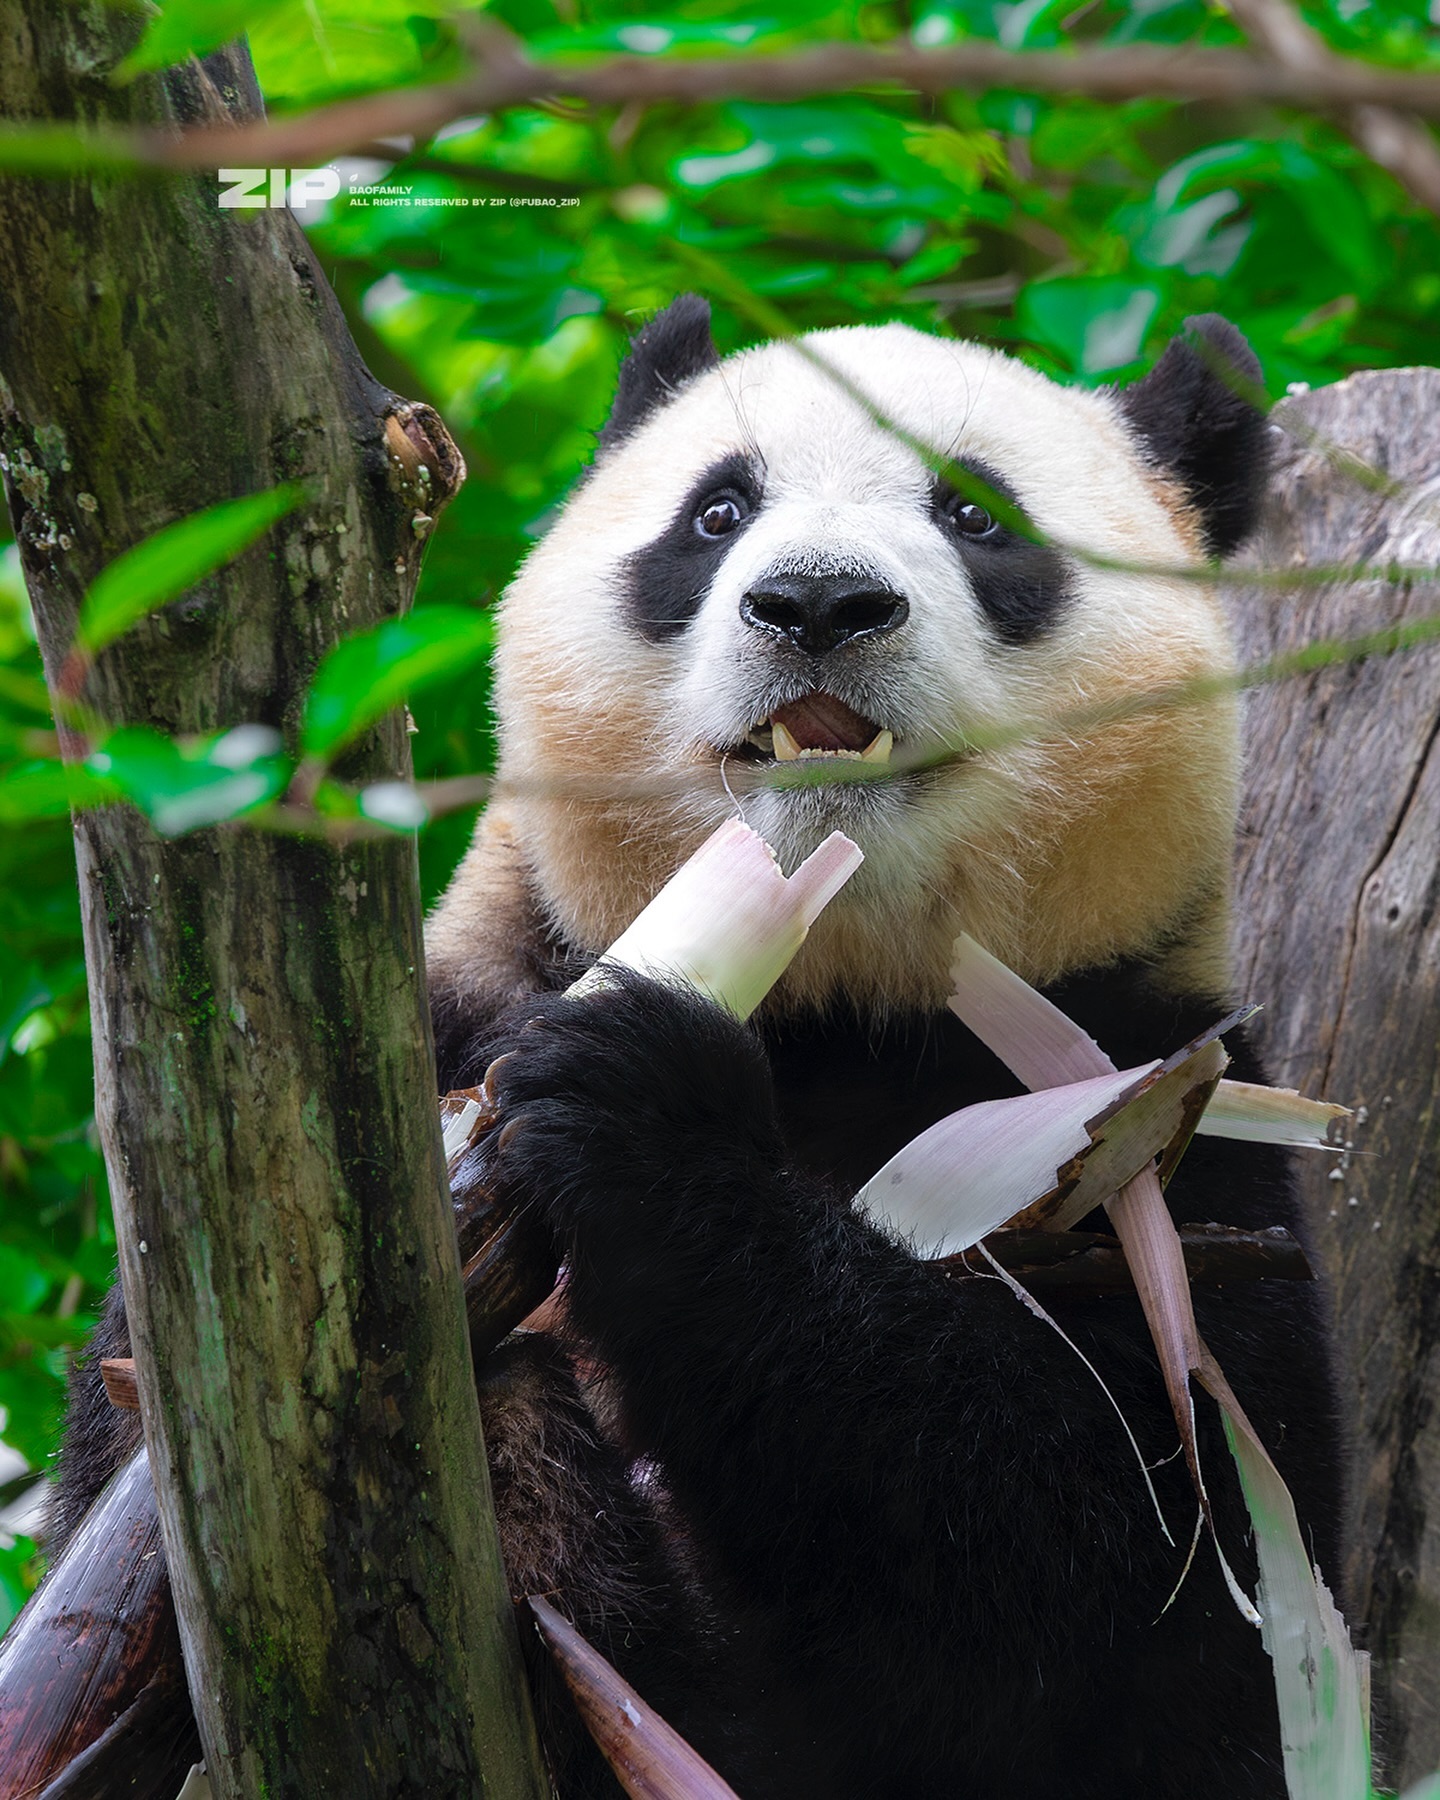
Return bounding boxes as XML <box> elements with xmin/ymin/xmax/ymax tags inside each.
<box><xmin>0</xmin><ymin>1448</ymin><xmax>194</xmax><ymax>1800</ymax></box>
<box><xmin>1229</xmin><ymin>367</ymin><xmax>1440</xmax><ymax>1785</ymax></box>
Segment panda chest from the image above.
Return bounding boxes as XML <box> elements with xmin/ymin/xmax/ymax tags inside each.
<box><xmin>761</xmin><ymin>1010</ymin><xmax>1026</xmax><ymax>1195</ymax></box>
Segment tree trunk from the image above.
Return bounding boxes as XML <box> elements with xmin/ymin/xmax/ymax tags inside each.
<box><xmin>1230</xmin><ymin>367</ymin><xmax>1440</xmax><ymax>1790</ymax></box>
<box><xmin>0</xmin><ymin>7</ymin><xmax>548</xmax><ymax>1798</ymax></box>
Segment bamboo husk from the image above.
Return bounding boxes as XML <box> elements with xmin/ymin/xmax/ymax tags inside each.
<box><xmin>0</xmin><ymin>1447</ymin><xmax>192</xmax><ymax>1800</ymax></box>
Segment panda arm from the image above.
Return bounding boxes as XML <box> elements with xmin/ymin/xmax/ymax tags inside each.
<box><xmin>480</xmin><ymin>969</ymin><xmax>1180</xmax><ymax>1680</ymax></box>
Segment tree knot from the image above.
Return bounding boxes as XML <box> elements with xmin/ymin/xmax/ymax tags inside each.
<box><xmin>383</xmin><ymin>405</ymin><xmax>465</xmax><ymax>519</ymax></box>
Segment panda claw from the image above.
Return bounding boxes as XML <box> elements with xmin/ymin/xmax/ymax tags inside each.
<box><xmin>479</xmin><ymin>1051</ymin><xmax>518</xmax><ymax>1108</ymax></box>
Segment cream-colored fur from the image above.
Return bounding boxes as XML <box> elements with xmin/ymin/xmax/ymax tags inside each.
<box><xmin>427</xmin><ymin>323</ymin><xmax>1240</xmax><ymax>1020</ymax></box>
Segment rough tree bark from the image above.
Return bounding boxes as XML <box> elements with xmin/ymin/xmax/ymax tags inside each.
<box><xmin>0</xmin><ymin>6</ymin><xmax>547</xmax><ymax>1798</ymax></box>
<box><xmin>1231</xmin><ymin>368</ymin><xmax>1440</xmax><ymax>1789</ymax></box>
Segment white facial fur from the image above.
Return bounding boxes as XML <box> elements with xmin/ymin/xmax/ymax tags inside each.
<box><xmin>447</xmin><ymin>322</ymin><xmax>1241</xmax><ymax>1017</ymax></box>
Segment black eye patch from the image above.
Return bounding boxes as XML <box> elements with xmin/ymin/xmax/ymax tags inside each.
<box><xmin>931</xmin><ymin>459</ymin><xmax>1073</xmax><ymax>646</ymax></box>
<box><xmin>622</xmin><ymin>451</ymin><xmax>765</xmax><ymax>642</ymax></box>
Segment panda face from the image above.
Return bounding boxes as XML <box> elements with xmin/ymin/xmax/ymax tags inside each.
<box><xmin>491</xmin><ymin>311</ymin><xmax>1260</xmax><ymax>1015</ymax></box>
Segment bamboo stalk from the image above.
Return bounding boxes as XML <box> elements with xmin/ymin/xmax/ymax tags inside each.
<box><xmin>31</xmin><ymin>1678</ymin><xmax>194</xmax><ymax>1800</ymax></box>
<box><xmin>0</xmin><ymin>1448</ymin><xmax>192</xmax><ymax>1800</ymax></box>
<box><xmin>529</xmin><ymin>1596</ymin><xmax>741</xmax><ymax>1800</ymax></box>
<box><xmin>943</xmin><ymin>1223</ymin><xmax>1313</xmax><ymax>1293</ymax></box>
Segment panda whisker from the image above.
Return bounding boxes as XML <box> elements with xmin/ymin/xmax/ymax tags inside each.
<box><xmin>716</xmin><ymin>357</ymin><xmax>766</xmax><ymax>471</ymax></box>
<box><xmin>717</xmin><ymin>753</ymin><xmax>748</xmax><ymax>826</ymax></box>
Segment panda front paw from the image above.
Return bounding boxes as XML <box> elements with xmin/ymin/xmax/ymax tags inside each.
<box><xmin>477</xmin><ymin>967</ymin><xmax>785</xmax><ymax>1255</ymax></box>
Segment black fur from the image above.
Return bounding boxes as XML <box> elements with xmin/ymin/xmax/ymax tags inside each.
<box><xmin>621</xmin><ymin>449</ymin><xmax>764</xmax><ymax>641</ymax></box>
<box><xmin>596</xmin><ymin>294</ymin><xmax>718</xmax><ymax>459</ymax></box>
<box><xmin>931</xmin><ymin>457</ymin><xmax>1075</xmax><ymax>646</ymax></box>
<box><xmin>50</xmin><ymin>1281</ymin><xmax>145</xmax><ymax>1551</ymax></box>
<box><xmin>440</xmin><ymin>962</ymin><xmax>1341</xmax><ymax>1800</ymax></box>
<box><xmin>1116</xmin><ymin>314</ymin><xmax>1270</xmax><ymax>557</ymax></box>
<box><xmin>475</xmin><ymin>1333</ymin><xmax>723</xmax><ymax>1798</ymax></box>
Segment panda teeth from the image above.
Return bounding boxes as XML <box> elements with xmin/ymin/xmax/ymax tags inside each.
<box><xmin>771</xmin><ymin>721</ymin><xmax>803</xmax><ymax>762</ymax></box>
<box><xmin>772</xmin><ymin>727</ymin><xmax>858</xmax><ymax>762</ymax></box>
<box><xmin>768</xmin><ymin>721</ymin><xmax>895</xmax><ymax>765</ymax></box>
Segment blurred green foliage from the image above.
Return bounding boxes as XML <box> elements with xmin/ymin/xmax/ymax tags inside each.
<box><xmin>1</xmin><ymin>0</ymin><xmax>1438</xmax><ymax>1622</ymax></box>
<box><xmin>0</xmin><ymin>549</ymin><xmax>108</xmax><ymax>1616</ymax></box>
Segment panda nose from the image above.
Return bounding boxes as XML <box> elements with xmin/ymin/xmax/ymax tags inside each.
<box><xmin>739</xmin><ymin>575</ymin><xmax>909</xmax><ymax>655</ymax></box>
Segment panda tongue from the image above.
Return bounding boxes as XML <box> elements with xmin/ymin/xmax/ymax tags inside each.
<box><xmin>770</xmin><ymin>693</ymin><xmax>877</xmax><ymax>753</ymax></box>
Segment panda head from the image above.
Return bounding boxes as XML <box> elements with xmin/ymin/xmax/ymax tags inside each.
<box><xmin>486</xmin><ymin>297</ymin><xmax>1269</xmax><ymax>1016</ymax></box>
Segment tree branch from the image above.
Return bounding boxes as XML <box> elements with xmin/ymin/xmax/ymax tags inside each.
<box><xmin>14</xmin><ymin>33</ymin><xmax>1440</xmax><ymax>176</ymax></box>
<box><xmin>1223</xmin><ymin>0</ymin><xmax>1440</xmax><ymax>216</ymax></box>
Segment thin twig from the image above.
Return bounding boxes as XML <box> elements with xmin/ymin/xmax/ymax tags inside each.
<box><xmin>10</xmin><ymin>34</ymin><xmax>1440</xmax><ymax>175</ymax></box>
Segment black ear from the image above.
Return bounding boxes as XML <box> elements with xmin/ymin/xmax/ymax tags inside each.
<box><xmin>1116</xmin><ymin>315</ymin><xmax>1270</xmax><ymax>558</ymax></box>
<box><xmin>596</xmin><ymin>294</ymin><xmax>718</xmax><ymax>457</ymax></box>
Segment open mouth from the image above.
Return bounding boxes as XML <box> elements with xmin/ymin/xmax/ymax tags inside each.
<box><xmin>730</xmin><ymin>693</ymin><xmax>894</xmax><ymax>766</ymax></box>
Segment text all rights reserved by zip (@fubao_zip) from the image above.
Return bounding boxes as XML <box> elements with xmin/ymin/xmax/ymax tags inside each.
<box><xmin>217</xmin><ymin>169</ymin><xmax>580</xmax><ymax>209</ymax></box>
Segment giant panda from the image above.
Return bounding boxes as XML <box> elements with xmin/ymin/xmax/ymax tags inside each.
<box><xmin>53</xmin><ymin>298</ymin><xmax>1343</xmax><ymax>1799</ymax></box>
<box><xmin>422</xmin><ymin>297</ymin><xmax>1344</xmax><ymax>1799</ymax></box>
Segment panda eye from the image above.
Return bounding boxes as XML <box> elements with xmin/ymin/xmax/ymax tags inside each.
<box><xmin>695</xmin><ymin>494</ymin><xmax>748</xmax><ymax>539</ymax></box>
<box><xmin>947</xmin><ymin>499</ymin><xmax>998</xmax><ymax>538</ymax></box>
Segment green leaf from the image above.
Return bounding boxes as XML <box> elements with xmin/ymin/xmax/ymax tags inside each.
<box><xmin>115</xmin><ymin>0</ymin><xmax>292</xmax><ymax>79</ymax></box>
<box><xmin>0</xmin><ymin>667</ymin><xmax>53</xmax><ymax>717</ymax></box>
<box><xmin>76</xmin><ymin>487</ymin><xmax>306</xmax><ymax>657</ymax></box>
<box><xmin>1018</xmin><ymin>278</ymin><xmax>1164</xmax><ymax>377</ymax></box>
<box><xmin>0</xmin><ymin>1538</ymin><xmax>42</xmax><ymax>1636</ymax></box>
<box><xmin>301</xmin><ymin>608</ymin><xmax>495</xmax><ymax>761</ymax></box>
<box><xmin>249</xmin><ymin>1</ymin><xmax>447</xmax><ymax>109</ymax></box>
<box><xmin>0</xmin><ymin>1246</ymin><xmax>49</xmax><ymax>1315</ymax></box>
<box><xmin>0</xmin><ymin>964</ymin><xmax>51</xmax><ymax>1067</ymax></box>
<box><xmin>86</xmin><ymin>725</ymin><xmax>290</xmax><ymax>837</ymax></box>
<box><xmin>0</xmin><ymin>1362</ymin><xmax>65</xmax><ymax>1466</ymax></box>
<box><xmin>0</xmin><ymin>761</ymin><xmax>117</xmax><ymax>823</ymax></box>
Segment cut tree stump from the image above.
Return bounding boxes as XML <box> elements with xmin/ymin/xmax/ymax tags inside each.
<box><xmin>1230</xmin><ymin>366</ymin><xmax>1440</xmax><ymax>1788</ymax></box>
